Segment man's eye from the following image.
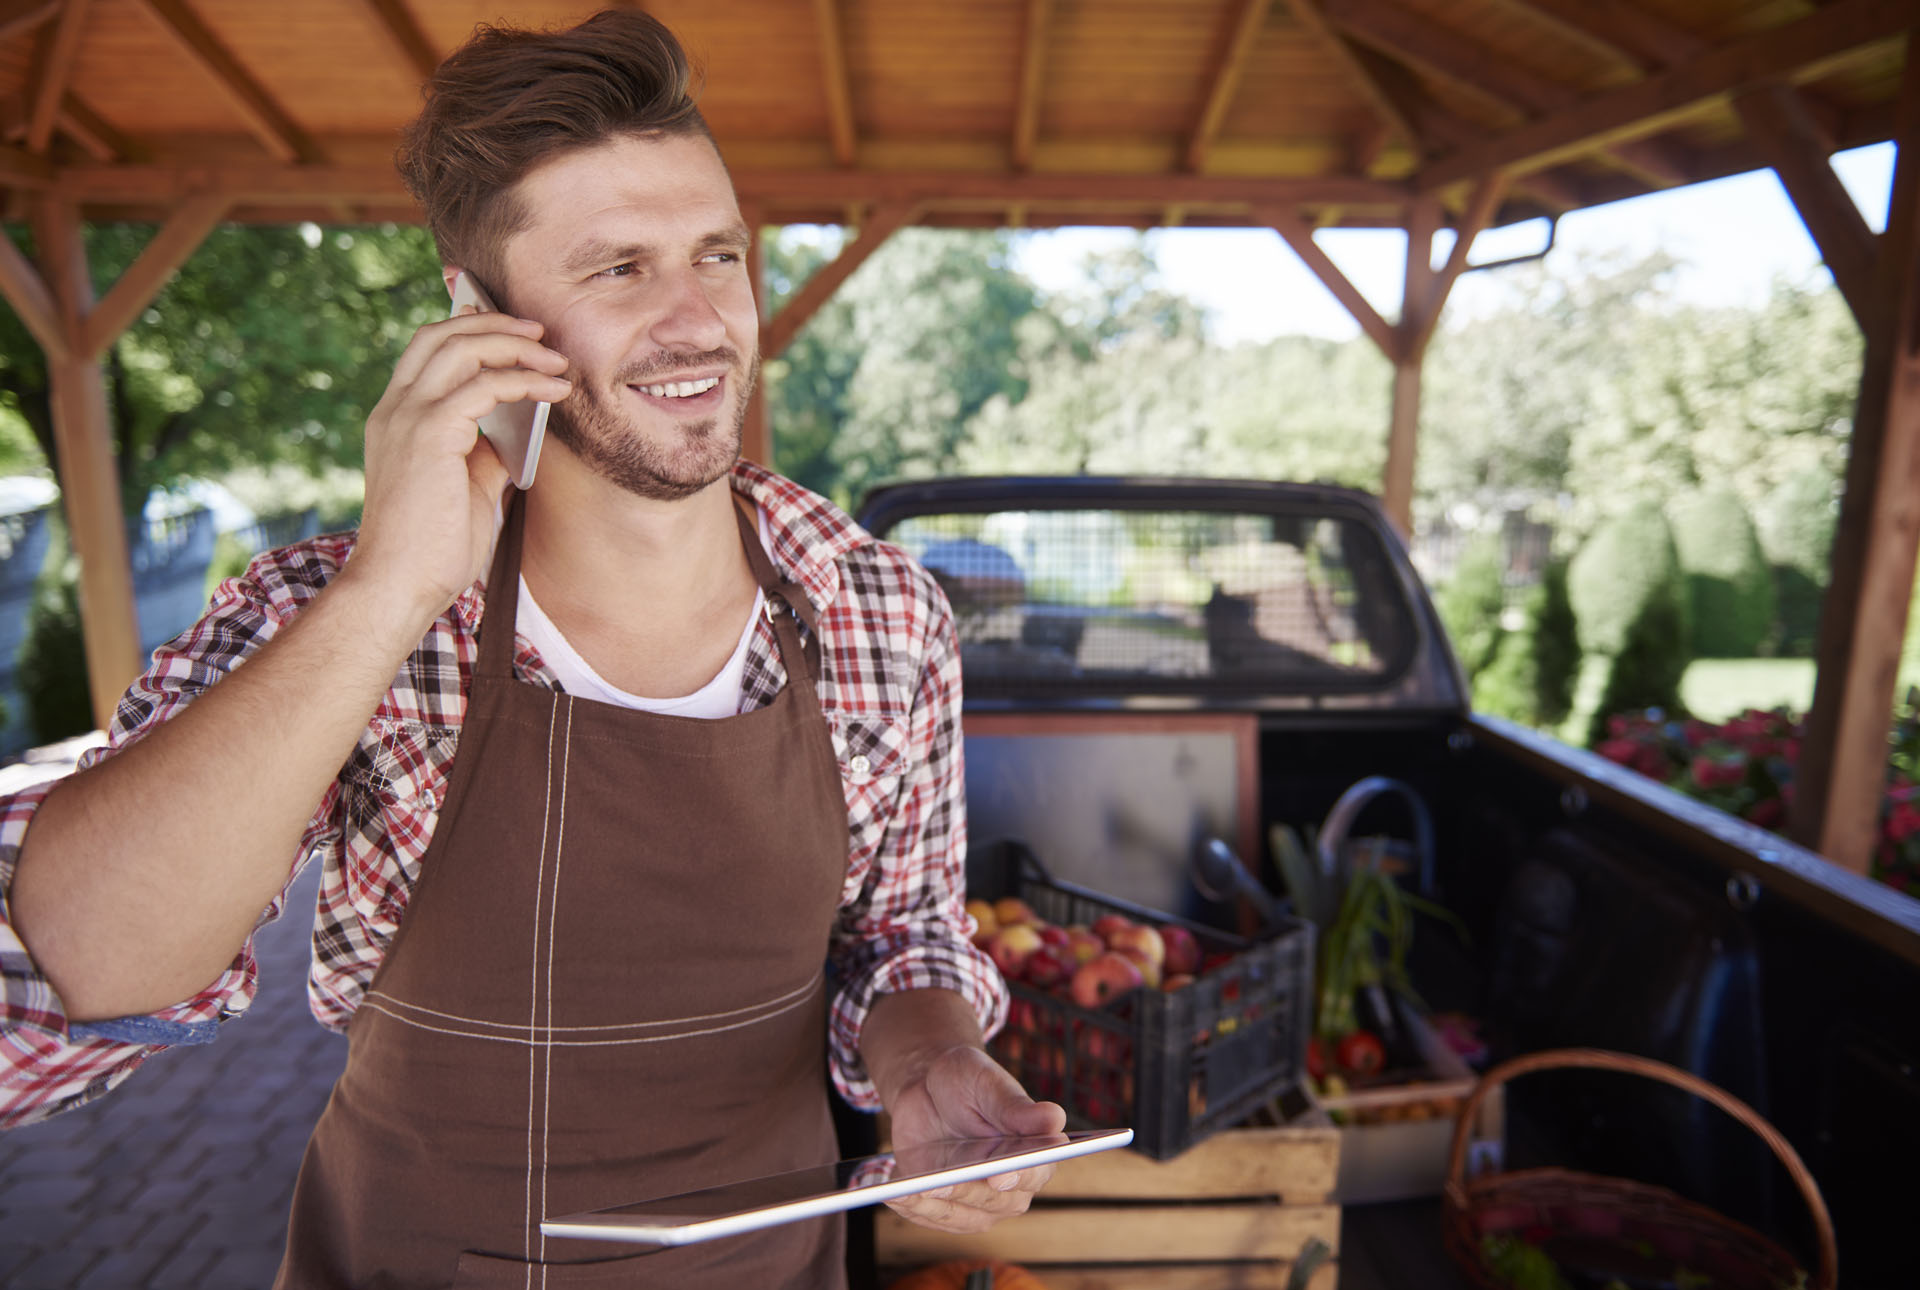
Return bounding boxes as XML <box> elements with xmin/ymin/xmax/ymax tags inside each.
<box><xmin>598</xmin><ymin>263</ymin><xmax>636</xmax><ymax>279</ymax></box>
<box><xmin>701</xmin><ymin>251</ymin><xmax>741</xmax><ymax>265</ymax></box>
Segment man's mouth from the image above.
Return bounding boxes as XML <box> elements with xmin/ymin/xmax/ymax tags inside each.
<box><xmin>633</xmin><ymin>376</ymin><xmax>721</xmax><ymax>399</ymax></box>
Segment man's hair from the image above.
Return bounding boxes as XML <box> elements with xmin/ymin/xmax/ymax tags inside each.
<box><xmin>396</xmin><ymin>9</ymin><xmax>713</xmax><ymax>297</ymax></box>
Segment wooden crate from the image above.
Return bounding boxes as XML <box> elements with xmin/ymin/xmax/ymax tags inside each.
<box><xmin>874</xmin><ymin>1125</ymin><xmax>1343</xmax><ymax>1289</ymax></box>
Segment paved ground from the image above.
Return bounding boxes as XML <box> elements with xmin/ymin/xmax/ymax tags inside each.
<box><xmin>0</xmin><ymin>855</ymin><xmax>343</xmax><ymax>1289</ymax></box>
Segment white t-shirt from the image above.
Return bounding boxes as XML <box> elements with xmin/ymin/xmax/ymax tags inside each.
<box><xmin>513</xmin><ymin>506</ymin><xmax>771</xmax><ymax>720</ymax></box>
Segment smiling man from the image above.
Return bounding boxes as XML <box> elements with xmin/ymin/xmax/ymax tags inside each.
<box><xmin>0</xmin><ymin>11</ymin><xmax>1060</xmax><ymax>1288</ymax></box>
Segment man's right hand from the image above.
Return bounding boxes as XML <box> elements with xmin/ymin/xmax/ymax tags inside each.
<box><xmin>346</xmin><ymin>309</ymin><xmax>573</xmax><ymax>638</ymax></box>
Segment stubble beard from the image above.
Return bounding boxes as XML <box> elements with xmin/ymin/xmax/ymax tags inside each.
<box><xmin>544</xmin><ymin>348</ymin><xmax>761</xmax><ymax>502</ymax></box>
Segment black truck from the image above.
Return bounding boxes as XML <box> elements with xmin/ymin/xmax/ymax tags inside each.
<box><xmin>858</xmin><ymin>476</ymin><xmax>1920</xmax><ymax>1289</ymax></box>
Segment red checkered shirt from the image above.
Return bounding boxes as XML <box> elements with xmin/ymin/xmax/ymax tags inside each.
<box><xmin>0</xmin><ymin>460</ymin><xmax>1004</xmax><ymax>1128</ymax></box>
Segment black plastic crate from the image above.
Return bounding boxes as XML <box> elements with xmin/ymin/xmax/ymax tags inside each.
<box><xmin>976</xmin><ymin>842</ymin><xmax>1315</xmax><ymax>1160</ymax></box>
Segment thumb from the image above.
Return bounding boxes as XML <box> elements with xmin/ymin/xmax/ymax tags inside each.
<box><xmin>1010</xmin><ymin>1098</ymin><xmax>1068</xmax><ymax>1136</ymax></box>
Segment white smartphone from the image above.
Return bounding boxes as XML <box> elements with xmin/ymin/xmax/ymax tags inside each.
<box><xmin>540</xmin><ymin>1127</ymin><xmax>1132</xmax><ymax>1248</ymax></box>
<box><xmin>447</xmin><ymin>270</ymin><xmax>549</xmax><ymax>490</ymax></box>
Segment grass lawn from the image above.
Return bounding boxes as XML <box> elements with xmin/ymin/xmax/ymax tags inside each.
<box><xmin>1680</xmin><ymin>658</ymin><xmax>1817</xmax><ymax>722</ymax></box>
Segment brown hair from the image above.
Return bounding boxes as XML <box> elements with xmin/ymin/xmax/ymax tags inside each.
<box><xmin>395</xmin><ymin>9</ymin><xmax>713</xmax><ymax>300</ymax></box>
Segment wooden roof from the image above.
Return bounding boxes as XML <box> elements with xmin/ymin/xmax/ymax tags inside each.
<box><xmin>0</xmin><ymin>0</ymin><xmax>1911</xmax><ymax>235</ymax></box>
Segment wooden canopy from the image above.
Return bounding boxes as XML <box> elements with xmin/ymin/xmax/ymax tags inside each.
<box><xmin>0</xmin><ymin>0</ymin><xmax>1916</xmax><ymax>878</ymax></box>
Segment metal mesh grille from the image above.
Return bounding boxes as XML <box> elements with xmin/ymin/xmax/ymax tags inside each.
<box><xmin>891</xmin><ymin>507</ymin><xmax>1416</xmax><ymax>697</ymax></box>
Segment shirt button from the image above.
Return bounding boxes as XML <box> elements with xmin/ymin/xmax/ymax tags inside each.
<box><xmin>849</xmin><ymin>754</ymin><xmax>871</xmax><ymax>774</ymax></box>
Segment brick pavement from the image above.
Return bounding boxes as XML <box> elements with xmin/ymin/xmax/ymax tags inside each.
<box><xmin>0</xmin><ymin>857</ymin><xmax>344</xmax><ymax>1289</ymax></box>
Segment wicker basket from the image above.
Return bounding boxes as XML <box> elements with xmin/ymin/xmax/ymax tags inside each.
<box><xmin>1441</xmin><ymin>1048</ymin><xmax>1838</xmax><ymax>1290</ymax></box>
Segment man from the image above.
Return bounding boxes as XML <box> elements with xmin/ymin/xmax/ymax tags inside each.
<box><xmin>0</xmin><ymin>11</ymin><xmax>1063</xmax><ymax>1286</ymax></box>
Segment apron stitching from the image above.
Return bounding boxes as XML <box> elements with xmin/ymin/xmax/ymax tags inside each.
<box><xmin>361</xmin><ymin>973</ymin><xmax>823</xmax><ymax>1034</ymax></box>
<box><xmin>526</xmin><ymin>694</ymin><xmax>561</xmax><ymax>1275</ymax></box>
<box><xmin>353</xmin><ymin>978</ymin><xmax>823</xmax><ymax>1045</ymax></box>
<box><xmin>539</xmin><ymin>695</ymin><xmax>574</xmax><ymax>1262</ymax></box>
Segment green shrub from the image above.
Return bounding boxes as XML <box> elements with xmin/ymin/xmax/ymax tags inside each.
<box><xmin>17</xmin><ymin>561</ymin><xmax>95</xmax><ymax>744</ymax></box>
<box><xmin>1755</xmin><ymin>472</ymin><xmax>1836</xmax><ymax>657</ymax></box>
<box><xmin>1473</xmin><ymin>558</ymin><xmax>1580</xmax><ymax>729</ymax></box>
<box><xmin>1566</xmin><ymin>505</ymin><xmax>1691</xmax><ymax>742</ymax></box>
<box><xmin>1435</xmin><ymin>533</ymin><xmax>1507</xmax><ymax>679</ymax></box>
<box><xmin>1667</xmin><ymin>488</ymin><xmax>1775</xmax><ymax>658</ymax></box>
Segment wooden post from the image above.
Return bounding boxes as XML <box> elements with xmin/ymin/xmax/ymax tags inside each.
<box><xmin>1382</xmin><ymin>358</ymin><xmax>1421</xmax><ymax>536</ymax></box>
<box><xmin>31</xmin><ymin>195</ymin><xmax>143</xmax><ymax>729</ymax></box>
<box><xmin>1788</xmin><ymin>36</ymin><xmax>1920</xmax><ymax>871</ymax></box>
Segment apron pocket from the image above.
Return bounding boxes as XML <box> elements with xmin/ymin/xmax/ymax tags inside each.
<box><xmin>451</xmin><ymin>1248</ymin><xmax>671</xmax><ymax>1288</ymax></box>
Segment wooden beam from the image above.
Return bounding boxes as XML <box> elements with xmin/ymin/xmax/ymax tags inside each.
<box><xmin>1493</xmin><ymin>0</ymin><xmax>1704</xmax><ymax>73</ymax></box>
<box><xmin>1737</xmin><ymin>84</ymin><xmax>1880</xmax><ymax>331</ymax></box>
<box><xmin>1406</xmin><ymin>172</ymin><xmax>1509</xmax><ymax>361</ymax></box>
<box><xmin>1323</xmin><ymin>0</ymin><xmax>1566</xmax><ymax>118</ymax></box>
<box><xmin>137</xmin><ymin>0</ymin><xmax>325</xmax><ymax>164</ymax></box>
<box><xmin>811</xmin><ymin>0</ymin><xmax>857</xmax><ymax>168</ymax></box>
<box><xmin>0</xmin><ymin>0</ymin><xmax>60</xmax><ymax>42</ymax></box>
<box><xmin>357</xmin><ymin>0</ymin><xmax>438</xmax><ymax>82</ymax></box>
<box><xmin>1012</xmin><ymin>0</ymin><xmax>1053</xmax><ymax>172</ymax></box>
<box><xmin>27</xmin><ymin>0</ymin><xmax>92</xmax><ymax>154</ymax></box>
<box><xmin>31</xmin><ymin>195</ymin><xmax>144</xmax><ymax>727</ymax></box>
<box><xmin>1382</xmin><ymin>354</ymin><xmax>1420</xmax><ymax>535</ymax></box>
<box><xmin>1418</xmin><ymin>0</ymin><xmax>1917</xmax><ymax>192</ymax></box>
<box><xmin>762</xmin><ymin>203</ymin><xmax>915</xmax><ymax>358</ymax></box>
<box><xmin>1280</xmin><ymin>0</ymin><xmax>1423</xmax><ymax>158</ymax></box>
<box><xmin>1260</xmin><ymin>203</ymin><xmax>1399</xmax><ymax>359</ymax></box>
<box><xmin>0</xmin><ymin>225</ymin><xmax>68</xmax><ymax>360</ymax></box>
<box><xmin>81</xmin><ymin>194</ymin><xmax>228</xmax><ymax>358</ymax></box>
<box><xmin>1791</xmin><ymin>31</ymin><xmax>1920</xmax><ymax>873</ymax></box>
<box><xmin>1401</xmin><ymin>194</ymin><xmax>1439</xmax><ymax>332</ymax></box>
<box><xmin>55</xmin><ymin>94</ymin><xmax>142</xmax><ymax>164</ymax></box>
<box><xmin>0</xmin><ymin>141</ymin><xmax>55</xmax><ymax>189</ymax></box>
<box><xmin>1188</xmin><ymin>0</ymin><xmax>1276</xmax><ymax>173</ymax></box>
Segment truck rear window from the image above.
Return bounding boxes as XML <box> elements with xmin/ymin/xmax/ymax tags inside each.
<box><xmin>885</xmin><ymin>507</ymin><xmax>1417</xmax><ymax>699</ymax></box>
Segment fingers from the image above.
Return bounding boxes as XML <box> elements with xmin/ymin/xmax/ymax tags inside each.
<box><xmin>885</xmin><ymin>1171</ymin><xmax>1044</xmax><ymax>1235</ymax></box>
<box><xmin>391</xmin><ymin>309</ymin><xmax>554</xmax><ymax>389</ymax></box>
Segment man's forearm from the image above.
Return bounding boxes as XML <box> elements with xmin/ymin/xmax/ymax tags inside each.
<box><xmin>9</xmin><ymin>569</ymin><xmax>436</xmax><ymax>1022</ymax></box>
<box><xmin>859</xmin><ymin>987</ymin><xmax>987</xmax><ymax>1111</ymax></box>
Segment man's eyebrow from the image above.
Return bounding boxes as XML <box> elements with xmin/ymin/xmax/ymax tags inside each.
<box><xmin>558</xmin><ymin>225</ymin><xmax>753</xmax><ymax>277</ymax></box>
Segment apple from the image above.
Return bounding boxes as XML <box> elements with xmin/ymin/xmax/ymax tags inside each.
<box><xmin>1023</xmin><ymin>946</ymin><xmax>1071</xmax><ymax>989</ymax></box>
<box><xmin>1107</xmin><ymin>923</ymin><xmax>1165</xmax><ymax>973</ymax></box>
<box><xmin>1064</xmin><ymin>925</ymin><xmax>1104</xmax><ymax>964</ymax></box>
<box><xmin>1036</xmin><ymin>924</ymin><xmax>1071</xmax><ymax>951</ymax></box>
<box><xmin>1160</xmin><ymin>924</ymin><xmax>1202</xmax><ymax>976</ymax></box>
<box><xmin>1115</xmin><ymin>946</ymin><xmax>1161</xmax><ymax>989</ymax></box>
<box><xmin>1091</xmin><ymin>913</ymin><xmax>1135</xmax><ymax>945</ymax></box>
<box><xmin>1163</xmin><ymin>973</ymin><xmax>1195</xmax><ymax>991</ymax></box>
<box><xmin>965</xmin><ymin>898</ymin><xmax>999</xmax><ymax>942</ymax></box>
<box><xmin>1071</xmin><ymin>951</ymin><xmax>1144</xmax><ymax>1008</ymax></box>
<box><xmin>986</xmin><ymin>923</ymin><xmax>1044</xmax><ymax>978</ymax></box>
<box><xmin>994</xmin><ymin>897</ymin><xmax>1039</xmax><ymax>927</ymax></box>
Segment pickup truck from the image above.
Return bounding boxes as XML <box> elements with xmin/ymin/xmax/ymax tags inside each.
<box><xmin>857</xmin><ymin>475</ymin><xmax>1920</xmax><ymax>1290</ymax></box>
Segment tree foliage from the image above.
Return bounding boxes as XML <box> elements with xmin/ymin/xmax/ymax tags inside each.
<box><xmin>1666</xmin><ymin>488</ymin><xmax>1775</xmax><ymax>658</ymax></box>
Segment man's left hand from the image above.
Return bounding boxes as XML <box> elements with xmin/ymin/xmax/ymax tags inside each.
<box><xmin>883</xmin><ymin>1045</ymin><xmax>1068</xmax><ymax>1234</ymax></box>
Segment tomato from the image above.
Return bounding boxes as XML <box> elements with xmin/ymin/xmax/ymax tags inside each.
<box><xmin>1335</xmin><ymin>1029</ymin><xmax>1386</xmax><ymax>1077</ymax></box>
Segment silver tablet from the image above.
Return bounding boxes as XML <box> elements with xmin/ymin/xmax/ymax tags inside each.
<box><xmin>540</xmin><ymin>1128</ymin><xmax>1132</xmax><ymax>1247</ymax></box>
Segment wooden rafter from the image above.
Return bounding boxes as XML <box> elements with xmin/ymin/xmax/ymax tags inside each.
<box><xmin>358</xmin><ymin>0</ymin><xmax>439</xmax><ymax>82</ymax></box>
<box><xmin>0</xmin><ymin>141</ymin><xmax>53</xmax><ymax>188</ymax></box>
<box><xmin>1012</xmin><ymin>0</ymin><xmax>1053</xmax><ymax>172</ymax></box>
<box><xmin>1737</xmin><ymin>84</ymin><xmax>1879</xmax><ymax>328</ymax></box>
<box><xmin>81</xmin><ymin>194</ymin><xmax>228</xmax><ymax>357</ymax></box>
<box><xmin>0</xmin><ymin>0</ymin><xmax>58</xmax><ymax>42</ymax></box>
<box><xmin>0</xmin><ymin>225</ymin><xmax>68</xmax><ymax>359</ymax></box>
<box><xmin>1418</xmin><ymin>0</ymin><xmax>1916</xmax><ymax>191</ymax></box>
<box><xmin>1260</xmin><ymin>203</ymin><xmax>1398</xmax><ymax>358</ymax></box>
<box><xmin>1188</xmin><ymin>0</ymin><xmax>1276</xmax><ymax>173</ymax></box>
<box><xmin>811</xmin><ymin>0</ymin><xmax>857</xmax><ymax>168</ymax></box>
<box><xmin>1493</xmin><ymin>0</ymin><xmax>1704</xmax><ymax>74</ymax></box>
<box><xmin>1281</xmin><ymin>0</ymin><xmax>1422</xmax><ymax>160</ymax></box>
<box><xmin>55</xmin><ymin>94</ymin><xmax>141</xmax><ymax>164</ymax></box>
<box><xmin>762</xmin><ymin>203</ymin><xmax>916</xmax><ymax>358</ymax></box>
<box><xmin>137</xmin><ymin>0</ymin><xmax>325</xmax><ymax>164</ymax></box>
<box><xmin>1324</xmin><ymin>0</ymin><xmax>1564</xmax><ymax>118</ymax></box>
<box><xmin>26</xmin><ymin>0</ymin><xmax>92</xmax><ymax>154</ymax></box>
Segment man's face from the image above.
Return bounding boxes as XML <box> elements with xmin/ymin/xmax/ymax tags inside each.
<box><xmin>496</xmin><ymin>132</ymin><xmax>758</xmax><ymax>502</ymax></box>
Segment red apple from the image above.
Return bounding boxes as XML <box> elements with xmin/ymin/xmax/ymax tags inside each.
<box><xmin>1064</xmin><ymin>925</ymin><xmax>1104</xmax><ymax>964</ymax></box>
<box><xmin>1023</xmin><ymin>946</ymin><xmax>1071</xmax><ymax>989</ymax></box>
<box><xmin>1091</xmin><ymin>914</ymin><xmax>1135</xmax><ymax>945</ymax></box>
<box><xmin>1036</xmin><ymin>924</ymin><xmax>1071</xmax><ymax>951</ymax></box>
<box><xmin>994</xmin><ymin>897</ymin><xmax>1039</xmax><ymax>927</ymax></box>
<box><xmin>1115</xmin><ymin>946</ymin><xmax>1161</xmax><ymax>989</ymax></box>
<box><xmin>965</xmin><ymin>898</ymin><xmax>999</xmax><ymax>943</ymax></box>
<box><xmin>1107</xmin><ymin>923</ymin><xmax>1165</xmax><ymax>973</ymax></box>
<box><xmin>1163</xmin><ymin>973</ymin><xmax>1195</xmax><ymax>991</ymax></box>
<box><xmin>1071</xmin><ymin>951</ymin><xmax>1145</xmax><ymax>1007</ymax></box>
<box><xmin>986</xmin><ymin>923</ymin><xmax>1043</xmax><ymax>978</ymax></box>
<box><xmin>1160</xmin><ymin>925</ymin><xmax>1202</xmax><ymax>976</ymax></box>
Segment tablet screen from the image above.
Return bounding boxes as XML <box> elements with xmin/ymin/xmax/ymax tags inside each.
<box><xmin>541</xmin><ymin>1127</ymin><xmax>1132</xmax><ymax>1247</ymax></box>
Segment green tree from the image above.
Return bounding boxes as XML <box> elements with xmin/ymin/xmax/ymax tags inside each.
<box><xmin>0</xmin><ymin>222</ymin><xmax>445</xmax><ymax>519</ymax></box>
<box><xmin>1565</xmin><ymin>504</ymin><xmax>1692</xmax><ymax>742</ymax></box>
<box><xmin>1434</xmin><ymin>534</ymin><xmax>1507</xmax><ymax>679</ymax></box>
<box><xmin>1754</xmin><ymin>470</ymin><xmax>1837</xmax><ymax>656</ymax></box>
<box><xmin>1666</xmin><ymin>488</ymin><xmax>1775</xmax><ymax>658</ymax></box>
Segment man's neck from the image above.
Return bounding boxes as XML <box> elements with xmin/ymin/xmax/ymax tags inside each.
<box><xmin>514</xmin><ymin>457</ymin><xmax>759</xmax><ymax>696</ymax></box>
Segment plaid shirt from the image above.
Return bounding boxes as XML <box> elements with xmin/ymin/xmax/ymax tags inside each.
<box><xmin>0</xmin><ymin>460</ymin><xmax>1004</xmax><ymax>1129</ymax></box>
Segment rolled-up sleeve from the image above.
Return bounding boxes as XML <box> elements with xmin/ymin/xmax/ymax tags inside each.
<box><xmin>0</xmin><ymin>562</ymin><xmax>330</xmax><ymax>1129</ymax></box>
<box><xmin>825</xmin><ymin>570</ymin><xmax>1006</xmax><ymax>1111</ymax></box>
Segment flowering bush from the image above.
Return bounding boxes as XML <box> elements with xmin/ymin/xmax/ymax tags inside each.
<box><xmin>1593</xmin><ymin>696</ymin><xmax>1920</xmax><ymax>895</ymax></box>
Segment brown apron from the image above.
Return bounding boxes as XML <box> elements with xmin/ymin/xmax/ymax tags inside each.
<box><xmin>277</xmin><ymin>493</ymin><xmax>852</xmax><ymax>1289</ymax></box>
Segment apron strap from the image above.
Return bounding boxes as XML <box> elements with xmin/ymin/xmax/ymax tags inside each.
<box><xmin>733</xmin><ymin>491</ymin><xmax>823</xmax><ymax>684</ymax></box>
<box><xmin>477</xmin><ymin>491</ymin><xmax>527</xmax><ymax>681</ymax></box>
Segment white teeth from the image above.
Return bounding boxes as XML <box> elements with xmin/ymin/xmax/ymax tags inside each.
<box><xmin>637</xmin><ymin>376</ymin><xmax>719</xmax><ymax>399</ymax></box>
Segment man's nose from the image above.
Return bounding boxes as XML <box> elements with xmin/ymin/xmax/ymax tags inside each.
<box><xmin>649</xmin><ymin>268</ymin><xmax>729</xmax><ymax>352</ymax></box>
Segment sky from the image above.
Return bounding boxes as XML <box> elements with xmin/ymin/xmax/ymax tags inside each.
<box><xmin>1012</xmin><ymin>142</ymin><xmax>1897</xmax><ymax>344</ymax></box>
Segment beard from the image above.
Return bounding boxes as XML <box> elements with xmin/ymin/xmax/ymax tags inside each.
<box><xmin>543</xmin><ymin>347</ymin><xmax>760</xmax><ymax>502</ymax></box>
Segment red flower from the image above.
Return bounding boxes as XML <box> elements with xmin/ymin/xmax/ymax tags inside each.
<box><xmin>1886</xmin><ymin>802</ymin><xmax>1920</xmax><ymax>844</ymax></box>
<box><xmin>1746</xmin><ymin>798</ymin><xmax>1786</xmax><ymax>829</ymax></box>
<box><xmin>1596</xmin><ymin>738</ymin><xmax>1640</xmax><ymax>766</ymax></box>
